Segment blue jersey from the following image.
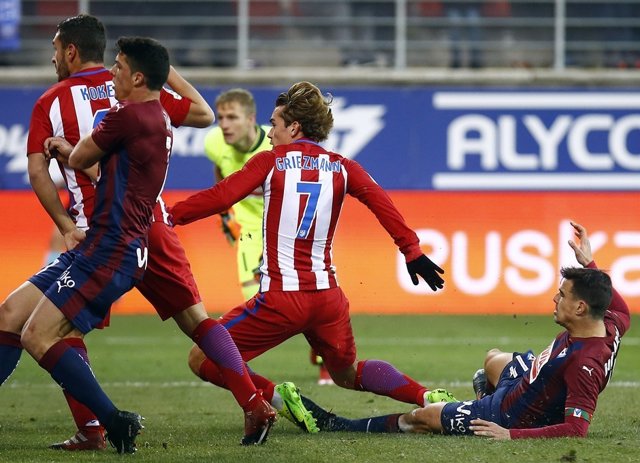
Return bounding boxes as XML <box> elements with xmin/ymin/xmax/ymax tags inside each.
<box><xmin>75</xmin><ymin>99</ymin><xmax>173</xmax><ymax>280</ymax></box>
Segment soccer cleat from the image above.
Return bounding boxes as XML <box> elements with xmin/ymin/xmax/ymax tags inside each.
<box><xmin>472</xmin><ymin>368</ymin><xmax>487</xmax><ymax>399</ymax></box>
<box><xmin>300</xmin><ymin>396</ymin><xmax>349</xmax><ymax>432</ymax></box>
<box><xmin>425</xmin><ymin>388</ymin><xmax>458</xmax><ymax>404</ymax></box>
<box><xmin>105</xmin><ymin>411</ymin><xmax>143</xmax><ymax>454</ymax></box>
<box><xmin>49</xmin><ymin>428</ymin><xmax>107</xmax><ymax>451</ymax></box>
<box><xmin>242</xmin><ymin>390</ymin><xmax>277</xmax><ymax>445</ymax></box>
<box><xmin>274</xmin><ymin>382</ymin><xmax>319</xmax><ymax>433</ymax></box>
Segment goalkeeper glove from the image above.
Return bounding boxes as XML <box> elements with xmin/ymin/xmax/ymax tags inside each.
<box><xmin>406</xmin><ymin>254</ymin><xmax>444</xmax><ymax>291</ymax></box>
<box><xmin>220</xmin><ymin>210</ymin><xmax>240</xmax><ymax>245</ymax></box>
<box><xmin>252</xmin><ymin>256</ymin><xmax>264</xmax><ymax>282</ymax></box>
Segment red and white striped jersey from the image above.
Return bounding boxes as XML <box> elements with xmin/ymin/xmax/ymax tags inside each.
<box><xmin>27</xmin><ymin>67</ymin><xmax>190</xmax><ymax>229</ymax></box>
<box><xmin>171</xmin><ymin>139</ymin><xmax>423</xmax><ymax>291</ymax></box>
<box><xmin>28</xmin><ymin>67</ymin><xmax>116</xmax><ymax>229</ymax></box>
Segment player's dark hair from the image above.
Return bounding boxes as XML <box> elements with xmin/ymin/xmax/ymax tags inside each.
<box><xmin>56</xmin><ymin>14</ymin><xmax>106</xmax><ymax>63</ymax></box>
<box><xmin>116</xmin><ymin>37</ymin><xmax>170</xmax><ymax>91</ymax></box>
<box><xmin>560</xmin><ymin>267</ymin><xmax>612</xmax><ymax>320</ymax></box>
<box><xmin>216</xmin><ymin>88</ymin><xmax>256</xmax><ymax>116</ymax></box>
<box><xmin>275</xmin><ymin>81</ymin><xmax>333</xmax><ymax>142</ymax></box>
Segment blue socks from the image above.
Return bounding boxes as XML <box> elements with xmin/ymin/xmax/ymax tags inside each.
<box><xmin>0</xmin><ymin>330</ymin><xmax>22</xmax><ymax>386</ymax></box>
<box><xmin>39</xmin><ymin>340</ymin><xmax>117</xmax><ymax>425</ymax></box>
<box><xmin>346</xmin><ymin>413</ymin><xmax>402</xmax><ymax>433</ymax></box>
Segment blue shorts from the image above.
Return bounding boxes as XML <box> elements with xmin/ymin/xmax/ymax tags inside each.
<box><xmin>440</xmin><ymin>350</ymin><xmax>534</xmax><ymax>435</ymax></box>
<box><xmin>29</xmin><ymin>251</ymin><xmax>137</xmax><ymax>334</ymax></box>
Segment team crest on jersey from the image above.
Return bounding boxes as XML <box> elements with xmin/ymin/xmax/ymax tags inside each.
<box><xmin>558</xmin><ymin>348</ymin><xmax>568</xmax><ymax>358</ymax></box>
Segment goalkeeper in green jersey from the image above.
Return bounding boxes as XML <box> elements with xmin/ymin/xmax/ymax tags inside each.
<box><xmin>203</xmin><ymin>88</ymin><xmax>271</xmax><ymax>300</ymax></box>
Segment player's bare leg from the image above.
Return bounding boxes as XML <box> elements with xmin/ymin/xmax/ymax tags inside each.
<box><xmin>398</xmin><ymin>402</ymin><xmax>447</xmax><ymax>433</ymax></box>
<box><xmin>483</xmin><ymin>348</ymin><xmax>513</xmax><ymax>389</ymax></box>
<box><xmin>471</xmin><ymin>348</ymin><xmax>513</xmax><ymax>400</ymax></box>
<box><xmin>0</xmin><ymin>282</ymin><xmax>44</xmax><ymax>336</ymax></box>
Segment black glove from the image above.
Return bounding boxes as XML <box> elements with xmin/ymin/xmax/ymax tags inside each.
<box><xmin>406</xmin><ymin>254</ymin><xmax>444</xmax><ymax>291</ymax></box>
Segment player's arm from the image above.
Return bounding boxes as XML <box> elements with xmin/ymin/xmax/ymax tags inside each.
<box><xmin>44</xmin><ymin>136</ymin><xmax>99</xmax><ymax>182</ymax></box>
<box><xmin>28</xmin><ymin>152</ymin><xmax>85</xmax><ymax>249</ymax></box>
<box><xmin>170</xmin><ymin>151</ymin><xmax>271</xmax><ymax>226</ymax></box>
<box><xmin>165</xmin><ymin>65</ymin><xmax>214</xmax><ymax>128</ymax></box>
<box><xmin>344</xmin><ymin>159</ymin><xmax>444</xmax><ymax>291</ymax></box>
<box><xmin>569</xmin><ymin>221</ymin><xmax>630</xmax><ymax>332</ymax></box>
<box><xmin>28</xmin><ymin>103</ymin><xmax>85</xmax><ymax>249</ymax></box>
<box><xmin>28</xmin><ymin>153</ymin><xmax>76</xmax><ymax>236</ymax></box>
<box><xmin>68</xmin><ymin>134</ymin><xmax>106</xmax><ymax>170</ymax></box>
<box><xmin>470</xmin><ymin>416</ymin><xmax>589</xmax><ymax>439</ymax></box>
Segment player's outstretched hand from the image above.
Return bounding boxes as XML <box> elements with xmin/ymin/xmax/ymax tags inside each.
<box><xmin>568</xmin><ymin>221</ymin><xmax>593</xmax><ymax>267</ymax></box>
<box><xmin>406</xmin><ymin>254</ymin><xmax>444</xmax><ymax>291</ymax></box>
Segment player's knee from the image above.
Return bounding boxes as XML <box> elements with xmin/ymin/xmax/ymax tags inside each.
<box><xmin>484</xmin><ymin>349</ymin><xmax>514</xmax><ymax>387</ymax></box>
<box><xmin>0</xmin><ymin>296</ymin><xmax>24</xmax><ymax>332</ymax></box>
<box><xmin>0</xmin><ymin>299</ymin><xmax>9</xmax><ymax>329</ymax></box>
<box><xmin>0</xmin><ymin>285</ymin><xmax>42</xmax><ymax>332</ymax></box>
<box><xmin>400</xmin><ymin>404</ymin><xmax>444</xmax><ymax>433</ymax></box>
<box><xmin>187</xmin><ymin>344</ymin><xmax>206</xmax><ymax>377</ymax></box>
<box><xmin>484</xmin><ymin>348</ymin><xmax>503</xmax><ymax>367</ymax></box>
<box><xmin>328</xmin><ymin>362</ymin><xmax>357</xmax><ymax>389</ymax></box>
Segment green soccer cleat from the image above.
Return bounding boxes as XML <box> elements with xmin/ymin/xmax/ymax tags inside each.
<box><xmin>274</xmin><ymin>382</ymin><xmax>320</xmax><ymax>433</ymax></box>
<box><xmin>425</xmin><ymin>388</ymin><xmax>458</xmax><ymax>404</ymax></box>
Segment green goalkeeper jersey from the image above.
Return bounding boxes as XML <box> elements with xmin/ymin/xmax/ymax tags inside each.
<box><xmin>203</xmin><ymin>125</ymin><xmax>271</xmax><ymax>230</ymax></box>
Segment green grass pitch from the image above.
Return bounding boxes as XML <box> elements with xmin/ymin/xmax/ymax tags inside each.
<box><xmin>1</xmin><ymin>314</ymin><xmax>638</xmax><ymax>462</ymax></box>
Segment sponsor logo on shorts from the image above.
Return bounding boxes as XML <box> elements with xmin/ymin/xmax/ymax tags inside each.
<box><xmin>449</xmin><ymin>400</ymin><xmax>474</xmax><ymax>434</ymax></box>
<box><xmin>56</xmin><ymin>269</ymin><xmax>75</xmax><ymax>293</ymax></box>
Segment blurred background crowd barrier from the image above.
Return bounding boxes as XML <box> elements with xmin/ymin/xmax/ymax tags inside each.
<box><xmin>2</xmin><ymin>0</ymin><xmax>640</xmax><ymax>71</ymax></box>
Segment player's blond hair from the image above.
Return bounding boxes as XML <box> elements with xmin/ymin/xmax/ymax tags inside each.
<box><xmin>215</xmin><ymin>88</ymin><xmax>256</xmax><ymax>116</ymax></box>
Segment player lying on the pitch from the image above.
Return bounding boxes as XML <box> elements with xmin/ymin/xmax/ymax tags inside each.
<box><xmin>299</xmin><ymin>221</ymin><xmax>630</xmax><ymax>439</ymax></box>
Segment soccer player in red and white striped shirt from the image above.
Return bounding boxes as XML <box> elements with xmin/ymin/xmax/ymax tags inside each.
<box><xmin>171</xmin><ymin>81</ymin><xmax>446</xmax><ymax>416</ymax></box>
